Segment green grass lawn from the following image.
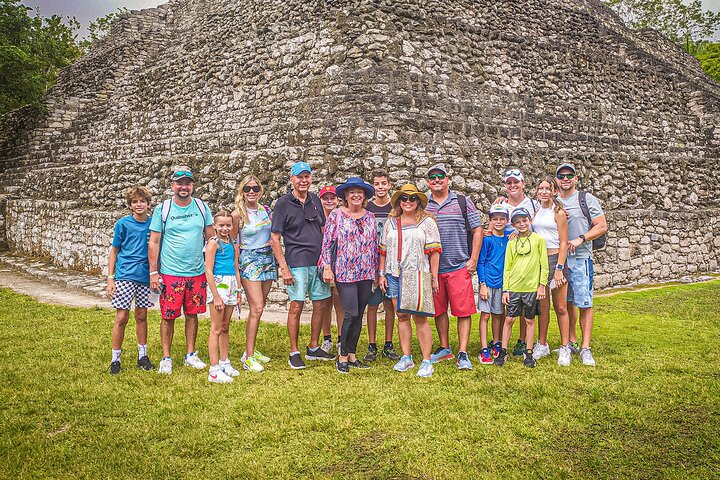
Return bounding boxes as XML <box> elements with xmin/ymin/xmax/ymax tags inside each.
<box><xmin>1</xmin><ymin>282</ymin><xmax>719</xmax><ymax>479</ymax></box>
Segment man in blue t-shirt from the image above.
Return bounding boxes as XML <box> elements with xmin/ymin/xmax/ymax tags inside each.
<box><xmin>556</xmin><ymin>163</ymin><xmax>608</xmax><ymax>367</ymax></box>
<box><xmin>148</xmin><ymin>166</ymin><xmax>214</xmax><ymax>375</ymax></box>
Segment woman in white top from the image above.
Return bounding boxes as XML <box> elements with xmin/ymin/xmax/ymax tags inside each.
<box><xmin>230</xmin><ymin>175</ymin><xmax>275</xmax><ymax>372</ymax></box>
<box><xmin>532</xmin><ymin>175</ymin><xmax>572</xmax><ymax>366</ymax></box>
<box><xmin>378</xmin><ymin>184</ymin><xmax>441</xmax><ymax>378</ymax></box>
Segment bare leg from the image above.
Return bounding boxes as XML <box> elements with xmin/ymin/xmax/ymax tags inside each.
<box><xmin>524</xmin><ymin>316</ymin><xmax>535</xmax><ymax>351</ymax></box>
<box><xmin>434</xmin><ymin>311</ymin><xmax>450</xmax><ymax>349</ymax></box>
<box><xmin>491</xmin><ymin>313</ymin><xmax>504</xmax><ymax>345</ymax></box>
<box><xmin>568</xmin><ymin>300</ymin><xmax>578</xmax><ymax>343</ymax></box>
<box><xmin>309</xmin><ymin>298</ymin><xmax>331</xmax><ymax>349</ymax></box>
<box><xmin>219</xmin><ymin>306</ymin><xmax>233</xmax><ymax>361</ymax></box>
<box><xmin>208</xmin><ymin>306</ymin><xmax>223</xmax><ymax>366</ymax></box>
<box><xmin>501</xmin><ymin>316</ymin><xmax>515</xmax><ymax>349</ymax></box>
<box><xmin>184</xmin><ymin>313</ymin><xmax>198</xmax><ymax>354</ymax></box>
<box><xmin>479</xmin><ymin>312</ymin><xmax>490</xmax><ymax>348</ymax></box>
<box><xmin>160</xmin><ymin>318</ymin><xmax>175</xmax><ymax>357</ymax></box>
<box><xmin>367</xmin><ymin>305</ymin><xmax>379</xmax><ymax>344</ymax></box>
<box><xmin>395</xmin><ymin>298</ymin><xmax>413</xmax><ymax>355</ymax></box>
<box><xmin>111</xmin><ymin>309</ymin><xmax>130</xmax><ymax>350</ymax></box>
<box><xmin>579</xmin><ymin>307</ymin><xmax>593</xmax><ymax>348</ymax></box>
<box><xmin>134</xmin><ymin>307</ymin><xmax>148</xmax><ymax>346</ymax></box>
<box><xmin>414</xmin><ymin>315</ymin><xmax>433</xmax><ymax>360</ymax></box>
<box><xmin>242</xmin><ymin>278</ymin><xmax>267</xmax><ymax>356</ymax></box>
<box><xmin>552</xmin><ymin>284</ymin><xmax>570</xmax><ymax>346</ymax></box>
<box><xmin>518</xmin><ymin>314</ymin><xmax>526</xmax><ymax>342</ymax></box>
<box><xmin>537</xmin><ymin>287</ymin><xmax>551</xmax><ymax>346</ymax></box>
<box><xmin>383</xmin><ymin>298</ymin><xmax>396</xmax><ymax>343</ymax></box>
<box><xmin>457</xmin><ymin>316</ymin><xmax>471</xmax><ymax>352</ymax></box>
<box><xmin>287</xmin><ymin>301</ymin><xmax>303</xmax><ymax>352</ymax></box>
<box><xmin>322</xmin><ymin>295</ymin><xmax>332</xmax><ymax>338</ymax></box>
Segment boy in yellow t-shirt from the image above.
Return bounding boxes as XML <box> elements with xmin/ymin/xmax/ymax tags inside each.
<box><xmin>495</xmin><ymin>207</ymin><xmax>548</xmax><ymax>368</ymax></box>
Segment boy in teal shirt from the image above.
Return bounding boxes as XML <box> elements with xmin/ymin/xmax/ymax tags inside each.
<box><xmin>495</xmin><ymin>207</ymin><xmax>548</xmax><ymax>368</ymax></box>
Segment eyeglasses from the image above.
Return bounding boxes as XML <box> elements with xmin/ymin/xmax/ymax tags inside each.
<box><xmin>516</xmin><ymin>235</ymin><xmax>532</xmax><ymax>255</ymax></box>
<box><xmin>399</xmin><ymin>195</ymin><xmax>418</xmax><ymax>203</ymax></box>
<box><xmin>303</xmin><ymin>200</ymin><xmax>319</xmax><ymax>222</ymax></box>
<box><xmin>556</xmin><ymin>173</ymin><xmax>576</xmax><ymax>180</ymax></box>
<box><xmin>355</xmin><ymin>218</ymin><xmax>364</xmax><ymax>234</ymax></box>
<box><xmin>243</xmin><ymin>185</ymin><xmax>261</xmax><ymax>193</ymax></box>
<box><xmin>427</xmin><ymin>173</ymin><xmax>446</xmax><ymax>180</ymax></box>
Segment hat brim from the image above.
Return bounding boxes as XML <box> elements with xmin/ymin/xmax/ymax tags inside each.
<box><xmin>390</xmin><ymin>190</ymin><xmax>428</xmax><ymax>209</ymax></box>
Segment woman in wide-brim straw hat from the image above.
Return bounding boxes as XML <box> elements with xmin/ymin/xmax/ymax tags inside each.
<box><xmin>378</xmin><ymin>184</ymin><xmax>442</xmax><ymax>378</ymax></box>
<box><xmin>319</xmin><ymin>177</ymin><xmax>379</xmax><ymax>373</ymax></box>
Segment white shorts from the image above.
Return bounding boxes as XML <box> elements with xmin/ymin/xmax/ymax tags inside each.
<box><xmin>206</xmin><ymin>275</ymin><xmax>241</xmax><ymax>306</ymax></box>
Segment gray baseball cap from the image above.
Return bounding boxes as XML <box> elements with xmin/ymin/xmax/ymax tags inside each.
<box><xmin>555</xmin><ymin>163</ymin><xmax>576</xmax><ymax>176</ymax></box>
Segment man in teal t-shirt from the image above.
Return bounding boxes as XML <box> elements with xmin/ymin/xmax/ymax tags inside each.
<box><xmin>149</xmin><ymin>166</ymin><xmax>214</xmax><ymax>375</ymax></box>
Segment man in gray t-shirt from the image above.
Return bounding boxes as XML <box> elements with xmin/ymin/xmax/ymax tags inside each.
<box><xmin>556</xmin><ymin>163</ymin><xmax>608</xmax><ymax>367</ymax></box>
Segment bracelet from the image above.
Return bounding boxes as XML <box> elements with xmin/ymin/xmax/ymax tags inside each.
<box><xmin>149</xmin><ymin>271</ymin><xmax>158</xmax><ymax>275</ymax></box>
<box><xmin>107</xmin><ymin>274</ymin><xmax>115</xmax><ymax>279</ymax></box>
<box><xmin>378</xmin><ymin>270</ymin><xmax>386</xmax><ymax>277</ymax></box>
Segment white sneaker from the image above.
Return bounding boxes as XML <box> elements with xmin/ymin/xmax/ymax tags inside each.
<box><xmin>184</xmin><ymin>351</ymin><xmax>207</xmax><ymax>369</ymax></box>
<box><xmin>243</xmin><ymin>355</ymin><xmax>265</xmax><ymax>373</ymax></box>
<box><xmin>208</xmin><ymin>366</ymin><xmax>233</xmax><ymax>383</ymax></box>
<box><xmin>158</xmin><ymin>357</ymin><xmax>172</xmax><ymax>375</ymax></box>
<box><xmin>532</xmin><ymin>342</ymin><xmax>551</xmax><ymax>360</ymax></box>
<box><xmin>320</xmin><ymin>339</ymin><xmax>333</xmax><ymax>354</ymax></box>
<box><xmin>580</xmin><ymin>348</ymin><xmax>596</xmax><ymax>366</ymax></box>
<box><xmin>558</xmin><ymin>346</ymin><xmax>572</xmax><ymax>367</ymax></box>
<box><xmin>220</xmin><ymin>359</ymin><xmax>240</xmax><ymax>377</ymax></box>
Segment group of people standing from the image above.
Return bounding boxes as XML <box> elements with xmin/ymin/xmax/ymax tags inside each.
<box><xmin>106</xmin><ymin>160</ymin><xmax>607</xmax><ymax>382</ymax></box>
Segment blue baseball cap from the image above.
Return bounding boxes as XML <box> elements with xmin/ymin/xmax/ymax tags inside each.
<box><xmin>290</xmin><ymin>161</ymin><xmax>312</xmax><ymax>176</ymax></box>
<box><xmin>510</xmin><ymin>207</ymin><xmax>532</xmax><ymax>223</ymax></box>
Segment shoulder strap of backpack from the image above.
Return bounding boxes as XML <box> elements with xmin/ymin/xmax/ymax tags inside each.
<box><xmin>193</xmin><ymin>198</ymin><xmax>208</xmax><ymax>226</ymax></box>
<box><xmin>457</xmin><ymin>194</ymin><xmax>470</xmax><ymax>232</ymax></box>
<box><xmin>161</xmin><ymin>199</ymin><xmax>172</xmax><ymax>235</ymax></box>
<box><xmin>578</xmin><ymin>191</ymin><xmax>593</xmax><ymax>228</ymax></box>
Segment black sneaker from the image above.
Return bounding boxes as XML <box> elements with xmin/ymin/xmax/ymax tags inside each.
<box><xmin>336</xmin><ymin>359</ymin><xmax>349</xmax><ymax>374</ymax></box>
<box><xmin>305</xmin><ymin>346</ymin><xmax>336</xmax><ymax>361</ymax></box>
<box><xmin>288</xmin><ymin>354</ymin><xmax>306</xmax><ymax>370</ymax></box>
<box><xmin>494</xmin><ymin>349</ymin><xmax>508</xmax><ymax>367</ymax></box>
<box><xmin>523</xmin><ymin>349</ymin><xmax>536</xmax><ymax>368</ymax></box>
<box><xmin>109</xmin><ymin>361</ymin><xmax>121</xmax><ymax>375</ymax></box>
<box><xmin>382</xmin><ymin>344</ymin><xmax>401</xmax><ymax>361</ymax></box>
<box><xmin>137</xmin><ymin>356</ymin><xmax>156</xmax><ymax>371</ymax></box>
<box><xmin>363</xmin><ymin>344</ymin><xmax>378</xmax><ymax>362</ymax></box>
<box><xmin>348</xmin><ymin>359</ymin><xmax>370</xmax><ymax>370</ymax></box>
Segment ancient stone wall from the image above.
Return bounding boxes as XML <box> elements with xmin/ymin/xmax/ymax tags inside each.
<box><xmin>1</xmin><ymin>0</ymin><xmax>719</xmax><ymax>301</ymax></box>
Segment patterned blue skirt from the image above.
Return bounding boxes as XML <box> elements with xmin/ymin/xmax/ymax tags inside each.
<box><xmin>239</xmin><ymin>246</ymin><xmax>277</xmax><ymax>281</ymax></box>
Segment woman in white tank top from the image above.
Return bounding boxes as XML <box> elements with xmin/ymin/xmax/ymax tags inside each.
<box><xmin>532</xmin><ymin>176</ymin><xmax>573</xmax><ymax>366</ymax></box>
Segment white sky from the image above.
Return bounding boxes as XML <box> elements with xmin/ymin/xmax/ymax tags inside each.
<box><xmin>21</xmin><ymin>0</ymin><xmax>720</xmax><ymax>40</ymax></box>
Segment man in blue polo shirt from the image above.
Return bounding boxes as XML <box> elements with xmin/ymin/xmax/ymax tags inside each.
<box><xmin>425</xmin><ymin>163</ymin><xmax>484</xmax><ymax>370</ymax></box>
<box><xmin>270</xmin><ymin>162</ymin><xmax>334</xmax><ymax>369</ymax></box>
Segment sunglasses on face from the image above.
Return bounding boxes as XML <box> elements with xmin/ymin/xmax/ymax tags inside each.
<box><xmin>243</xmin><ymin>185</ymin><xmax>261</xmax><ymax>193</ymax></box>
<box><xmin>399</xmin><ymin>195</ymin><xmax>419</xmax><ymax>203</ymax></box>
<box><xmin>427</xmin><ymin>173</ymin><xmax>446</xmax><ymax>180</ymax></box>
<box><xmin>556</xmin><ymin>173</ymin><xmax>576</xmax><ymax>180</ymax></box>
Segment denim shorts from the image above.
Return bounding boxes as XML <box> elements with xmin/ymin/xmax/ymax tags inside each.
<box><xmin>566</xmin><ymin>257</ymin><xmax>594</xmax><ymax>308</ymax></box>
<box><xmin>286</xmin><ymin>266</ymin><xmax>331</xmax><ymax>302</ymax></box>
<box><xmin>368</xmin><ymin>284</ymin><xmax>391</xmax><ymax>306</ymax></box>
<box><xmin>384</xmin><ymin>274</ymin><xmax>399</xmax><ymax>299</ymax></box>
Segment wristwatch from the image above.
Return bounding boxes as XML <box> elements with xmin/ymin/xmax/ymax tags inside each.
<box><xmin>579</xmin><ymin>234</ymin><xmax>587</xmax><ymax>243</ymax></box>
<box><xmin>556</xmin><ymin>264</ymin><xmax>564</xmax><ymax>271</ymax></box>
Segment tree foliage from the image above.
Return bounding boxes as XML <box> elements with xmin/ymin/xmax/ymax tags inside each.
<box><xmin>78</xmin><ymin>8</ymin><xmax>129</xmax><ymax>52</ymax></box>
<box><xmin>0</xmin><ymin>0</ymin><xmax>82</xmax><ymax>114</ymax></box>
<box><xmin>605</xmin><ymin>0</ymin><xmax>720</xmax><ymax>82</ymax></box>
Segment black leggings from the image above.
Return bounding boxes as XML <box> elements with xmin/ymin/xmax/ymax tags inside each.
<box><xmin>335</xmin><ymin>280</ymin><xmax>374</xmax><ymax>356</ymax></box>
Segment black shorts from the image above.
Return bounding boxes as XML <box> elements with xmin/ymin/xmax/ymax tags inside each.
<box><xmin>506</xmin><ymin>291</ymin><xmax>537</xmax><ymax>319</ymax></box>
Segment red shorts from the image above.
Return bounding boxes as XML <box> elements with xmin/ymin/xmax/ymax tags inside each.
<box><xmin>160</xmin><ymin>274</ymin><xmax>208</xmax><ymax>320</ymax></box>
<box><xmin>433</xmin><ymin>267</ymin><xmax>477</xmax><ymax>318</ymax></box>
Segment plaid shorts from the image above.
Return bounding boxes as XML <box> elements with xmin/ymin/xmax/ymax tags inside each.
<box><xmin>111</xmin><ymin>280</ymin><xmax>153</xmax><ymax>310</ymax></box>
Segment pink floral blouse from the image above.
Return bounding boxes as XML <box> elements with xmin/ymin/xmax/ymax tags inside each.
<box><xmin>319</xmin><ymin>209</ymin><xmax>379</xmax><ymax>283</ymax></box>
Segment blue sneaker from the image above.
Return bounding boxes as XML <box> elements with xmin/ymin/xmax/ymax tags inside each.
<box><xmin>416</xmin><ymin>359</ymin><xmax>434</xmax><ymax>378</ymax></box>
<box><xmin>430</xmin><ymin>346</ymin><xmax>454</xmax><ymax>364</ymax></box>
<box><xmin>393</xmin><ymin>355</ymin><xmax>415</xmax><ymax>372</ymax></box>
<box><xmin>456</xmin><ymin>351</ymin><xmax>472</xmax><ymax>370</ymax></box>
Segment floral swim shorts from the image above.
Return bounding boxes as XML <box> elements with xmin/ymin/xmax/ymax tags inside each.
<box><xmin>159</xmin><ymin>273</ymin><xmax>208</xmax><ymax>320</ymax></box>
